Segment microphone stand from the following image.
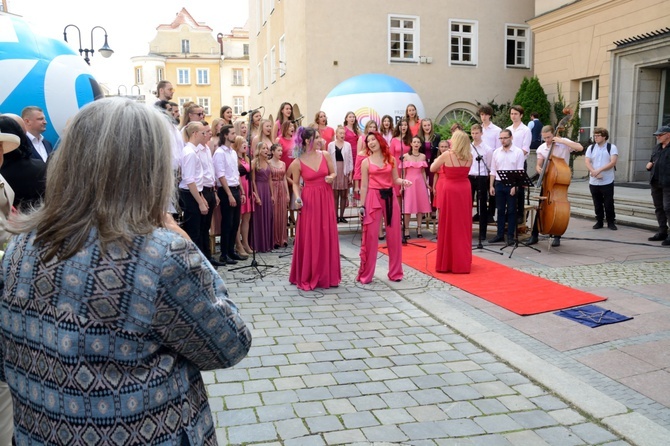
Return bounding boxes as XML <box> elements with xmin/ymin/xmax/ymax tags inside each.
<box><xmin>400</xmin><ymin>140</ymin><xmax>425</xmax><ymax>248</ymax></box>
<box><xmin>471</xmin><ymin>142</ymin><xmax>502</xmax><ymax>255</ymax></box>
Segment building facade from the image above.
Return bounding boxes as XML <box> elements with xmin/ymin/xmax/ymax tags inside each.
<box><xmin>218</xmin><ymin>27</ymin><xmax>251</xmax><ymax>118</ymax></box>
<box><xmin>249</xmin><ymin>0</ymin><xmax>535</xmax><ymax>128</ymax></box>
<box><xmin>529</xmin><ymin>0</ymin><xmax>670</xmax><ymax>182</ymax></box>
<box><xmin>131</xmin><ymin>8</ymin><xmax>249</xmax><ymax>121</ymax></box>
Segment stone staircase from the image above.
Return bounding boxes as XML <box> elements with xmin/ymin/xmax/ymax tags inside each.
<box><xmin>567</xmin><ymin>188</ymin><xmax>657</xmax><ymax>231</ymax></box>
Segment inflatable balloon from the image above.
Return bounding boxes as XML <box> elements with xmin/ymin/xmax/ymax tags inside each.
<box><xmin>321</xmin><ymin>74</ymin><xmax>425</xmax><ymax>131</ymax></box>
<box><xmin>0</xmin><ymin>13</ymin><xmax>102</xmax><ymax>146</ymax></box>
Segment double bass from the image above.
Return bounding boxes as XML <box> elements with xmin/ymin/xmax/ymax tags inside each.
<box><xmin>535</xmin><ymin>110</ymin><xmax>573</xmax><ymax>236</ymax></box>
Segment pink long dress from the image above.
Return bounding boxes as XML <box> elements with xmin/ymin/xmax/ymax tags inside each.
<box><xmin>289</xmin><ymin>154</ymin><xmax>341</xmax><ymax>290</ymax></box>
<box><xmin>402</xmin><ymin>160</ymin><xmax>431</xmax><ymax>213</ymax></box>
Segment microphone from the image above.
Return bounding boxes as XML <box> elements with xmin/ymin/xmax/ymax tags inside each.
<box><xmin>291</xmin><ymin>115</ymin><xmax>304</xmax><ymax>124</ymax></box>
<box><xmin>241</xmin><ymin>106</ymin><xmax>264</xmax><ymax>117</ymax></box>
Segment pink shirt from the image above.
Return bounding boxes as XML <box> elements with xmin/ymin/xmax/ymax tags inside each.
<box><xmin>368</xmin><ymin>161</ymin><xmax>394</xmax><ymax>189</ymax></box>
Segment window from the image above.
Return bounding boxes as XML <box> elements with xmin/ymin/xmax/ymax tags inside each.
<box><xmin>196</xmin><ymin>68</ymin><xmax>210</xmax><ymax>85</ymax></box>
<box><xmin>233</xmin><ymin>97</ymin><xmax>244</xmax><ymax>115</ymax></box>
<box><xmin>579</xmin><ymin>78</ymin><xmax>599</xmax><ymax>143</ymax></box>
<box><xmin>232</xmin><ymin>68</ymin><xmax>244</xmax><ymax>86</ymax></box>
<box><xmin>197</xmin><ymin>97</ymin><xmax>210</xmax><ymax>116</ymax></box>
<box><xmin>505</xmin><ymin>25</ymin><xmax>530</xmax><ymax>68</ymax></box>
<box><xmin>156</xmin><ymin>67</ymin><xmax>164</xmax><ymax>82</ymax></box>
<box><xmin>243</xmin><ymin>44</ymin><xmax>249</xmax><ymax>56</ymax></box>
<box><xmin>279</xmin><ymin>35</ymin><xmax>286</xmax><ymax>76</ymax></box>
<box><xmin>178</xmin><ymin>97</ymin><xmax>192</xmax><ymax>107</ymax></box>
<box><xmin>134</xmin><ymin>67</ymin><xmax>143</xmax><ymax>85</ymax></box>
<box><xmin>437</xmin><ymin>109</ymin><xmax>479</xmax><ymax>127</ymax></box>
<box><xmin>449</xmin><ymin>20</ymin><xmax>477</xmax><ymax>66</ymax></box>
<box><xmin>270</xmin><ymin>46</ymin><xmax>277</xmax><ymax>83</ymax></box>
<box><xmin>388</xmin><ymin>15</ymin><xmax>419</xmax><ymax>63</ymax></box>
<box><xmin>181</xmin><ymin>39</ymin><xmax>190</xmax><ymax>54</ymax></box>
<box><xmin>177</xmin><ymin>68</ymin><xmax>190</xmax><ymax>85</ymax></box>
<box><xmin>263</xmin><ymin>55</ymin><xmax>269</xmax><ymax>89</ymax></box>
<box><xmin>256</xmin><ymin>63</ymin><xmax>262</xmax><ymax>93</ymax></box>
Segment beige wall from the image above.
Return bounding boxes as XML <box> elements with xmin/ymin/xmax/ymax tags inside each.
<box><xmin>529</xmin><ymin>0</ymin><xmax>670</xmax><ymax>181</ymax></box>
<box><xmin>149</xmin><ymin>26</ymin><xmax>220</xmax><ymax>56</ymax></box>
<box><xmin>250</xmin><ymin>0</ymin><xmax>536</xmax><ymax>125</ymax></box>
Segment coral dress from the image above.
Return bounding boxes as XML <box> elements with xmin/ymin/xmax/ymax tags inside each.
<box><xmin>239</xmin><ymin>158</ymin><xmax>254</xmax><ymax>214</ymax></box>
<box><xmin>252</xmin><ymin>165</ymin><xmax>274</xmax><ymax>253</ymax></box>
<box><xmin>432</xmin><ymin>165</ymin><xmax>448</xmax><ymax>209</ymax></box>
<box><xmin>290</xmin><ymin>154</ymin><xmax>341</xmax><ymax>290</ymax></box>
<box><xmin>271</xmin><ymin>163</ymin><xmax>288</xmax><ymax>247</ymax></box>
<box><xmin>436</xmin><ymin>156</ymin><xmax>473</xmax><ymax>274</ymax></box>
<box><xmin>402</xmin><ymin>160</ymin><xmax>431</xmax><ymax>213</ymax></box>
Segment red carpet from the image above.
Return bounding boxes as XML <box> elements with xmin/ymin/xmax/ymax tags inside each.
<box><xmin>380</xmin><ymin>241</ymin><xmax>606</xmax><ymax>315</ymax></box>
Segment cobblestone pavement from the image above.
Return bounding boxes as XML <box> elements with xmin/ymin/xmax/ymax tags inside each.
<box><xmin>204</xmin><ymin>239</ymin><xmax>646</xmax><ymax>446</ymax></box>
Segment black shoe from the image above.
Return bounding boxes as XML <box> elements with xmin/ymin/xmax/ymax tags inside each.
<box><xmin>648</xmin><ymin>232</ymin><xmax>668</xmax><ymax>241</ymax></box>
<box><xmin>473</xmin><ymin>214</ymin><xmax>480</xmax><ymax>222</ymax></box>
<box><xmin>488</xmin><ymin>235</ymin><xmax>505</xmax><ymax>243</ymax></box>
<box><xmin>527</xmin><ymin>235</ymin><xmax>539</xmax><ymax>245</ymax></box>
<box><xmin>592</xmin><ymin>221</ymin><xmax>603</xmax><ymax>229</ymax></box>
<box><xmin>220</xmin><ymin>256</ymin><xmax>237</xmax><ymax>265</ymax></box>
<box><xmin>340</xmin><ymin>217</ymin><xmax>347</xmax><ymax>223</ymax></box>
<box><xmin>662</xmin><ymin>239</ymin><xmax>670</xmax><ymax>246</ymax></box>
<box><xmin>230</xmin><ymin>252</ymin><xmax>248</xmax><ymax>261</ymax></box>
<box><xmin>551</xmin><ymin>237</ymin><xmax>561</xmax><ymax>247</ymax></box>
<box><xmin>506</xmin><ymin>239</ymin><xmax>515</xmax><ymax>246</ymax></box>
<box><xmin>208</xmin><ymin>258</ymin><xmax>225</xmax><ymax>267</ymax></box>
<box><xmin>608</xmin><ymin>222</ymin><xmax>618</xmax><ymax>230</ymax></box>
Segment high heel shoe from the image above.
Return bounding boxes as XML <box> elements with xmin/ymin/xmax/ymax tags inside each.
<box><xmin>416</xmin><ymin>229</ymin><xmax>423</xmax><ymax>238</ymax></box>
<box><xmin>404</xmin><ymin>230</ymin><xmax>410</xmax><ymax>239</ymax></box>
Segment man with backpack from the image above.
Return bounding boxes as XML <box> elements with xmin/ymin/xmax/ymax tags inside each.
<box><xmin>585</xmin><ymin>127</ymin><xmax>618</xmax><ymax>230</ymax></box>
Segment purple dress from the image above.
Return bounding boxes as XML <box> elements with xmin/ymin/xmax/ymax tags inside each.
<box><xmin>252</xmin><ymin>165</ymin><xmax>274</xmax><ymax>252</ymax></box>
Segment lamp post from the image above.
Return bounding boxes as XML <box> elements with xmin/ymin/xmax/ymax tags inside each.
<box><xmin>63</xmin><ymin>24</ymin><xmax>114</xmax><ymax>65</ymax></box>
<box><xmin>216</xmin><ymin>33</ymin><xmax>224</xmax><ymax>56</ymax></box>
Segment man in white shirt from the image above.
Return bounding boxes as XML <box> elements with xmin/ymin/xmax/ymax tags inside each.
<box><xmin>21</xmin><ymin>106</ymin><xmax>53</xmax><ymax>162</ymax></box>
<box><xmin>213</xmin><ymin>125</ymin><xmax>248</xmax><ymax>264</ymax></box>
<box><xmin>507</xmin><ymin>105</ymin><xmax>532</xmax><ymax>226</ymax></box>
<box><xmin>479</xmin><ymin>105</ymin><xmax>502</xmax><ymax>222</ymax></box>
<box><xmin>469</xmin><ymin>124</ymin><xmax>494</xmax><ymax>241</ymax></box>
<box><xmin>156</xmin><ymin>80</ymin><xmax>174</xmax><ymax>102</ymax></box>
<box><xmin>585</xmin><ymin>127</ymin><xmax>618</xmax><ymax>230</ymax></box>
<box><xmin>528</xmin><ymin>126</ymin><xmax>584</xmax><ymax>246</ymax></box>
<box><xmin>179</xmin><ymin>121</ymin><xmax>209</xmax><ymax>250</ymax></box>
<box><xmin>197</xmin><ymin>122</ymin><xmax>225</xmax><ymax>267</ymax></box>
<box><xmin>489</xmin><ymin>129</ymin><xmax>525</xmax><ymax>245</ymax></box>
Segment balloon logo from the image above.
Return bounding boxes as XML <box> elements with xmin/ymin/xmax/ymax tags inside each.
<box><xmin>0</xmin><ymin>13</ymin><xmax>101</xmax><ymax>145</ymax></box>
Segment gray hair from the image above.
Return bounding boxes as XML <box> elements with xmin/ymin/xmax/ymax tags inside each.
<box><xmin>9</xmin><ymin>97</ymin><xmax>175</xmax><ymax>260</ymax></box>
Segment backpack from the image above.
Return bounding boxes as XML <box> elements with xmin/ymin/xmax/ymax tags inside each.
<box><xmin>588</xmin><ymin>142</ymin><xmax>616</xmax><ymax>171</ymax></box>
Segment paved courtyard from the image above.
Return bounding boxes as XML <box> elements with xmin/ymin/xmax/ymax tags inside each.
<box><xmin>204</xmin><ymin>214</ymin><xmax>670</xmax><ymax>445</ymax></box>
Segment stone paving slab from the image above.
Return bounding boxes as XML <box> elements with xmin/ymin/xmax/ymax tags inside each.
<box><xmin>203</xmin><ymin>241</ymin><xmax>645</xmax><ymax>445</ymax></box>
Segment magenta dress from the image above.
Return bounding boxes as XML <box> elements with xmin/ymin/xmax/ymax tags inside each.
<box><xmin>271</xmin><ymin>163</ymin><xmax>288</xmax><ymax>247</ymax></box>
<box><xmin>344</xmin><ymin>127</ymin><xmax>359</xmax><ymax>171</ymax></box>
<box><xmin>390</xmin><ymin>139</ymin><xmax>409</xmax><ymax>196</ymax></box>
<box><xmin>252</xmin><ymin>165</ymin><xmax>274</xmax><ymax>252</ymax></box>
<box><xmin>239</xmin><ymin>158</ymin><xmax>254</xmax><ymax>214</ymax></box>
<box><xmin>436</xmin><ymin>158</ymin><xmax>472</xmax><ymax>274</ymax></box>
<box><xmin>403</xmin><ymin>161</ymin><xmax>431</xmax><ymax>213</ymax></box>
<box><xmin>290</xmin><ymin>155</ymin><xmax>341</xmax><ymax>290</ymax></box>
<box><xmin>433</xmin><ymin>165</ymin><xmax>448</xmax><ymax>209</ymax></box>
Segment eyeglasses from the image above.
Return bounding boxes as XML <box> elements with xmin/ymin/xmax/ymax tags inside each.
<box><xmin>190</xmin><ymin>112</ymin><xmax>204</xmax><ymax>117</ymax></box>
<box><xmin>593</xmin><ymin>134</ymin><xmax>603</xmax><ymax>137</ymax></box>
<box><xmin>499</xmin><ymin>137</ymin><xmax>511</xmax><ymax>140</ymax></box>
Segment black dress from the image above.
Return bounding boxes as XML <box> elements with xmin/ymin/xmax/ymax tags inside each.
<box><xmin>0</xmin><ymin>149</ymin><xmax>47</xmax><ymax>211</ymax></box>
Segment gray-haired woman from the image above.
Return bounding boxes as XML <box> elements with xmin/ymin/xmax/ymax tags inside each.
<box><xmin>0</xmin><ymin>98</ymin><xmax>252</xmax><ymax>445</ymax></box>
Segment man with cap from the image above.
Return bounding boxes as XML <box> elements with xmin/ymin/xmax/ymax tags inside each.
<box><xmin>0</xmin><ymin>129</ymin><xmax>18</xmax><ymax>446</ymax></box>
<box><xmin>646</xmin><ymin>125</ymin><xmax>670</xmax><ymax>245</ymax></box>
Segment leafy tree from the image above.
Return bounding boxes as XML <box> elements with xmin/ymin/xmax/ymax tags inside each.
<box><xmin>512</xmin><ymin>76</ymin><xmax>551</xmax><ymax>125</ymax></box>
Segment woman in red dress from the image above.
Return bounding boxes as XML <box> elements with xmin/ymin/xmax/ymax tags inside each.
<box><xmin>343</xmin><ymin>111</ymin><xmax>360</xmax><ymax>169</ymax></box>
<box><xmin>272</xmin><ymin>102</ymin><xmax>294</xmax><ymax>139</ymax></box>
<box><xmin>405</xmin><ymin>104</ymin><xmax>421</xmax><ymax>136</ymax></box>
<box><xmin>288</xmin><ymin>127</ymin><xmax>341</xmax><ymax>290</ymax></box>
<box><xmin>430</xmin><ymin>131</ymin><xmax>473</xmax><ymax>274</ymax></box>
<box><xmin>357</xmin><ymin>132</ymin><xmax>412</xmax><ymax>284</ymax></box>
<box><xmin>314</xmin><ymin>111</ymin><xmax>335</xmax><ymax>147</ymax></box>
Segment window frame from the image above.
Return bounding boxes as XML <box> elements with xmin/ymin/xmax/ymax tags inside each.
<box><xmin>134</xmin><ymin>66</ymin><xmax>143</xmax><ymax>85</ymax></box>
<box><xmin>178</xmin><ymin>97</ymin><xmax>192</xmax><ymax>108</ymax></box>
<box><xmin>279</xmin><ymin>35</ymin><xmax>286</xmax><ymax>76</ymax></box>
<box><xmin>233</xmin><ymin>96</ymin><xmax>244</xmax><ymax>115</ymax></box>
<box><xmin>579</xmin><ymin>78</ymin><xmax>600</xmax><ymax>144</ymax></box>
<box><xmin>270</xmin><ymin>46</ymin><xmax>277</xmax><ymax>84</ymax></box>
<box><xmin>181</xmin><ymin>39</ymin><xmax>190</xmax><ymax>54</ymax></box>
<box><xmin>504</xmin><ymin>24</ymin><xmax>531</xmax><ymax>69</ymax></box>
<box><xmin>197</xmin><ymin>97</ymin><xmax>211</xmax><ymax>116</ymax></box>
<box><xmin>232</xmin><ymin>68</ymin><xmax>244</xmax><ymax>86</ymax></box>
<box><xmin>388</xmin><ymin>14</ymin><xmax>420</xmax><ymax>64</ymax></box>
<box><xmin>177</xmin><ymin>68</ymin><xmax>191</xmax><ymax>85</ymax></box>
<box><xmin>156</xmin><ymin>67</ymin><xmax>164</xmax><ymax>82</ymax></box>
<box><xmin>263</xmin><ymin>55</ymin><xmax>269</xmax><ymax>90</ymax></box>
<box><xmin>448</xmin><ymin>19</ymin><xmax>478</xmax><ymax>66</ymax></box>
<box><xmin>196</xmin><ymin>68</ymin><xmax>210</xmax><ymax>85</ymax></box>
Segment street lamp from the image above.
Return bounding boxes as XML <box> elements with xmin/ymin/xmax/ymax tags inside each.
<box><xmin>216</xmin><ymin>32</ymin><xmax>224</xmax><ymax>56</ymax></box>
<box><xmin>63</xmin><ymin>24</ymin><xmax>114</xmax><ymax>65</ymax></box>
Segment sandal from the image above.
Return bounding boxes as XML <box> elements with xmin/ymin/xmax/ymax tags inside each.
<box><xmin>416</xmin><ymin>230</ymin><xmax>423</xmax><ymax>238</ymax></box>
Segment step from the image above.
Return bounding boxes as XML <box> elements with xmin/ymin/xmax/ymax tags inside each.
<box><xmin>570</xmin><ymin>206</ymin><xmax>657</xmax><ymax>231</ymax></box>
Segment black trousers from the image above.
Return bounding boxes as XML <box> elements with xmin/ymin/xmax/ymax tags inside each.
<box><xmin>589</xmin><ymin>182</ymin><xmax>616</xmax><ymax>224</ymax></box>
<box><xmin>469</xmin><ymin>175</ymin><xmax>489</xmax><ymax>240</ymax></box>
<box><xmin>516</xmin><ymin>160</ymin><xmax>527</xmax><ymax>223</ymax></box>
<box><xmin>650</xmin><ymin>182</ymin><xmax>670</xmax><ymax>233</ymax></box>
<box><xmin>179</xmin><ymin>189</ymin><xmax>204</xmax><ymax>251</ymax></box>
<box><xmin>200</xmin><ymin>187</ymin><xmax>217</xmax><ymax>259</ymax></box>
<box><xmin>218</xmin><ymin>186</ymin><xmax>242</xmax><ymax>259</ymax></box>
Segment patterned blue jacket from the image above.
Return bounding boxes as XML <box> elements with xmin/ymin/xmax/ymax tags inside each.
<box><xmin>0</xmin><ymin>229</ymin><xmax>252</xmax><ymax>445</ymax></box>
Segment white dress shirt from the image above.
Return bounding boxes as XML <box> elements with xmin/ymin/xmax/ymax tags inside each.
<box><xmin>507</xmin><ymin>123</ymin><xmax>532</xmax><ymax>158</ymax></box>
<box><xmin>179</xmin><ymin>142</ymin><xmax>204</xmax><ymax>191</ymax></box>
<box><xmin>197</xmin><ymin>144</ymin><xmax>216</xmax><ymax>188</ymax></box>
<box><xmin>26</xmin><ymin>131</ymin><xmax>48</xmax><ymax>161</ymax></box>
<box><xmin>481</xmin><ymin>122</ymin><xmax>502</xmax><ymax>151</ymax></box>
<box><xmin>469</xmin><ymin>141</ymin><xmax>494</xmax><ymax>176</ymax></box>
<box><xmin>213</xmin><ymin>145</ymin><xmax>240</xmax><ymax>187</ymax></box>
<box><xmin>490</xmin><ymin>146</ymin><xmax>525</xmax><ymax>181</ymax></box>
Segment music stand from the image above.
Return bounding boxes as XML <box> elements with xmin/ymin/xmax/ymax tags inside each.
<box><xmin>497</xmin><ymin>169</ymin><xmax>539</xmax><ymax>258</ymax></box>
